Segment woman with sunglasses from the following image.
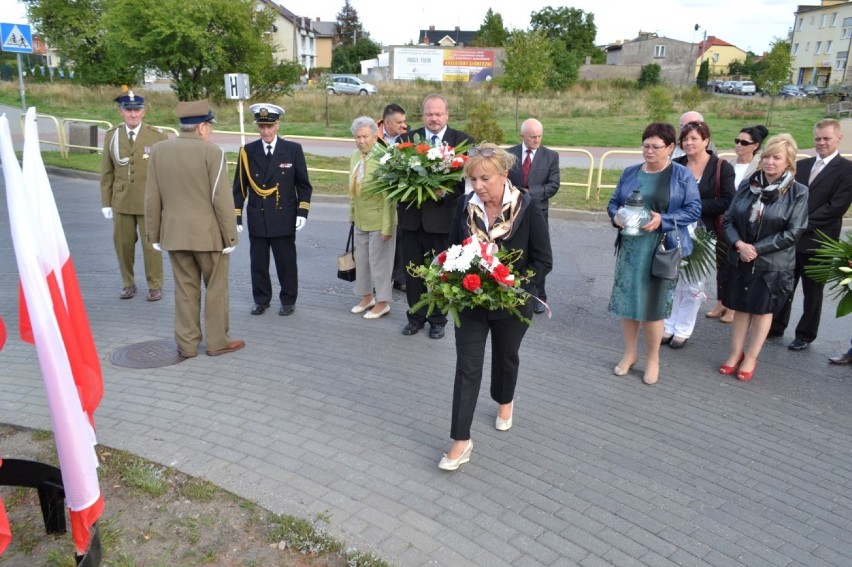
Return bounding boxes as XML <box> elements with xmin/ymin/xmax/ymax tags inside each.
<box><xmin>706</xmin><ymin>124</ymin><xmax>769</xmax><ymax>321</ymax></box>
<box><xmin>663</xmin><ymin>120</ymin><xmax>736</xmax><ymax>343</ymax></box>
<box><xmin>719</xmin><ymin>134</ymin><xmax>807</xmax><ymax>381</ymax></box>
<box><xmin>607</xmin><ymin>123</ymin><xmax>701</xmax><ymax>385</ymax></box>
<box><xmin>438</xmin><ymin>143</ymin><xmax>552</xmax><ymax>471</ymax></box>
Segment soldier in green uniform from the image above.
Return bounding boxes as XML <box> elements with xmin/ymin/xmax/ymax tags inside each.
<box><xmin>100</xmin><ymin>88</ymin><xmax>168</xmax><ymax>301</ymax></box>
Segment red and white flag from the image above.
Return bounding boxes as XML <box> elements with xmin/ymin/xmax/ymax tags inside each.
<box><xmin>0</xmin><ymin>315</ymin><xmax>10</xmax><ymax>555</ymax></box>
<box><xmin>0</xmin><ymin>110</ymin><xmax>103</xmax><ymax>554</ymax></box>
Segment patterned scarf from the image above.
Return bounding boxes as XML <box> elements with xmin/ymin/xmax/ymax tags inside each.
<box><xmin>466</xmin><ymin>182</ymin><xmax>524</xmax><ymax>243</ymax></box>
<box><xmin>349</xmin><ymin>151</ymin><xmax>370</xmax><ymax>197</ymax></box>
<box><xmin>747</xmin><ymin>170</ymin><xmax>792</xmax><ymax>225</ymax></box>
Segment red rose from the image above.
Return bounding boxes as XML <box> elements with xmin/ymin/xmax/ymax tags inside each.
<box><xmin>416</xmin><ymin>143</ymin><xmax>431</xmax><ymax>154</ymax></box>
<box><xmin>462</xmin><ymin>274</ymin><xmax>481</xmax><ymax>292</ymax></box>
<box><xmin>437</xmin><ymin>251</ymin><xmax>447</xmax><ymax>265</ymax></box>
<box><xmin>462</xmin><ymin>237</ymin><xmax>473</xmax><ymax>246</ymax></box>
<box><xmin>493</xmin><ymin>264</ymin><xmax>510</xmax><ymax>280</ymax></box>
<box><xmin>441</xmin><ymin>273</ymin><xmax>448</xmax><ymax>282</ymax></box>
<box><xmin>397</xmin><ymin>142</ymin><xmax>414</xmax><ymax>149</ymax></box>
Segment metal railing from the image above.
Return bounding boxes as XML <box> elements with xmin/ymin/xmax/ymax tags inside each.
<box><xmin>61</xmin><ymin>118</ymin><xmax>113</xmax><ymax>156</ymax></box>
<box><xmin>19</xmin><ymin>113</ymin><xmax>66</xmax><ymax>157</ymax></box>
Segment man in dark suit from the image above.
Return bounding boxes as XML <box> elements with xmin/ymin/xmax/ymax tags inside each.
<box><xmin>772</xmin><ymin>119</ymin><xmax>852</xmax><ymax>350</ymax></box>
<box><xmin>233</xmin><ymin>104</ymin><xmax>313</xmax><ymax>316</ymax></box>
<box><xmin>377</xmin><ymin>103</ymin><xmax>409</xmax><ymax>290</ymax></box>
<box><xmin>400</xmin><ymin>93</ymin><xmax>474</xmax><ymax>339</ymax></box>
<box><xmin>507</xmin><ymin>118</ymin><xmax>560</xmax><ymax>314</ymax></box>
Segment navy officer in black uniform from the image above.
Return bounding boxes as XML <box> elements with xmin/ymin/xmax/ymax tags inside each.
<box><xmin>233</xmin><ymin>103</ymin><xmax>313</xmax><ymax>316</ymax></box>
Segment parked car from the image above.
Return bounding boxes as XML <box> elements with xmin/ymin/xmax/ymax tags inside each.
<box><xmin>735</xmin><ymin>80</ymin><xmax>756</xmax><ymax>95</ymax></box>
<box><xmin>721</xmin><ymin>80</ymin><xmax>736</xmax><ymax>94</ymax></box>
<box><xmin>708</xmin><ymin>80</ymin><xmax>724</xmax><ymax>92</ymax></box>
<box><xmin>327</xmin><ymin>75</ymin><xmax>378</xmax><ymax>96</ymax></box>
<box><xmin>802</xmin><ymin>84</ymin><xmax>820</xmax><ymax>97</ymax></box>
<box><xmin>779</xmin><ymin>84</ymin><xmax>806</xmax><ymax>98</ymax></box>
<box><xmin>728</xmin><ymin>81</ymin><xmax>744</xmax><ymax>94</ymax></box>
<box><xmin>816</xmin><ymin>84</ymin><xmax>851</xmax><ymax>101</ymax></box>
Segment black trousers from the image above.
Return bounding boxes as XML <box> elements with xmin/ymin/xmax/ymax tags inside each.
<box><xmin>539</xmin><ymin>208</ymin><xmax>549</xmax><ymax>299</ymax></box>
<box><xmin>250</xmin><ymin>234</ymin><xmax>297</xmax><ymax>307</ymax></box>
<box><xmin>392</xmin><ymin>225</ymin><xmax>406</xmax><ymax>285</ymax></box>
<box><xmin>772</xmin><ymin>251</ymin><xmax>824</xmax><ymax>342</ymax></box>
<box><xmin>450</xmin><ymin>309</ymin><xmax>529</xmax><ymax>440</ymax></box>
<box><xmin>403</xmin><ymin>228</ymin><xmax>448</xmax><ymax>326</ymax></box>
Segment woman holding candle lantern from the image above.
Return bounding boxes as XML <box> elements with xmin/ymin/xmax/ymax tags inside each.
<box><xmin>607</xmin><ymin>123</ymin><xmax>701</xmax><ymax>385</ymax></box>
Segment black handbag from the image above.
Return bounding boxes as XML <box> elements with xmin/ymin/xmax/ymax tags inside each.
<box><xmin>337</xmin><ymin>224</ymin><xmax>356</xmax><ymax>282</ymax></box>
<box><xmin>651</xmin><ymin>219</ymin><xmax>682</xmax><ymax>280</ymax></box>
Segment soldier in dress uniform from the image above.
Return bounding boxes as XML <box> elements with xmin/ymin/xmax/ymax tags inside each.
<box><xmin>233</xmin><ymin>103</ymin><xmax>313</xmax><ymax>316</ymax></box>
<box><xmin>100</xmin><ymin>87</ymin><xmax>168</xmax><ymax>301</ymax></box>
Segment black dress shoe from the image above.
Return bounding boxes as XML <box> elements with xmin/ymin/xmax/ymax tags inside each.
<box><xmin>533</xmin><ymin>302</ymin><xmax>546</xmax><ymax>315</ymax></box>
<box><xmin>829</xmin><ymin>352</ymin><xmax>852</xmax><ymax>365</ymax></box>
<box><xmin>393</xmin><ymin>281</ymin><xmax>407</xmax><ymax>292</ymax></box>
<box><xmin>279</xmin><ymin>305</ymin><xmax>295</xmax><ymax>316</ymax></box>
<box><xmin>788</xmin><ymin>338</ymin><xmax>809</xmax><ymax>351</ymax></box>
<box><xmin>767</xmin><ymin>329</ymin><xmax>785</xmax><ymax>338</ymax></box>
<box><xmin>429</xmin><ymin>324</ymin><xmax>445</xmax><ymax>339</ymax></box>
<box><xmin>669</xmin><ymin>337</ymin><xmax>688</xmax><ymax>349</ymax></box>
<box><xmin>251</xmin><ymin>303</ymin><xmax>270</xmax><ymax>315</ymax></box>
<box><xmin>402</xmin><ymin>322</ymin><xmax>424</xmax><ymax>336</ymax></box>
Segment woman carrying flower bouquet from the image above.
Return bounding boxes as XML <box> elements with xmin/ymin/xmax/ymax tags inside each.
<box><xmin>348</xmin><ymin>116</ymin><xmax>396</xmax><ymax>319</ymax></box>
<box><xmin>438</xmin><ymin>143</ymin><xmax>552</xmax><ymax>471</ymax></box>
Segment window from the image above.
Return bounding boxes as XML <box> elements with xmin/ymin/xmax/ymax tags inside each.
<box><xmin>654</xmin><ymin>44</ymin><xmax>666</xmax><ymax>58</ymax></box>
<box><xmin>821</xmin><ymin>14</ymin><xmax>828</xmax><ymax>28</ymax></box>
<box><xmin>712</xmin><ymin>53</ymin><xmax>720</xmax><ymax>62</ymax></box>
<box><xmin>827</xmin><ymin>40</ymin><xmax>833</xmax><ymax>54</ymax></box>
<box><xmin>806</xmin><ymin>42</ymin><xmax>810</xmax><ymax>52</ymax></box>
<box><xmin>798</xmin><ymin>18</ymin><xmax>804</xmax><ymax>31</ymax></box>
<box><xmin>816</xmin><ymin>41</ymin><xmax>822</xmax><ymax>54</ymax></box>
<box><xmin>835</xmin><ymin>52</ymin><xmax>847</xmax><ymax>71</ymax></box>
<box><xmin>832</xmin><ymin>12</ymin><xmax>838</xmax><ymax>26</ymax></box>
<box><xmin>793</xmin><ymin>43</ymin><xmax>800</xmax><ymax>55</ymax></box>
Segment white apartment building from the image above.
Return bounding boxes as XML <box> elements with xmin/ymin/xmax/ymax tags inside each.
<box><xmin>790</xmin><ymin>0</ymin><xmax>852</xmax><ymax>86</ymax></box>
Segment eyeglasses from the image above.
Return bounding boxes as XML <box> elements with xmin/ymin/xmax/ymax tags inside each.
<box><xmin>641</xmin><ymin>144</ymin><xmax>668</xmax><ymax>151</ymax></box>
<box><xmin>468</xmin><ymin>147</ymin><xmax>497</xmax><ymax>157</ymax></box>
<box><xmin>734</xmin><ymin>138</ymin><xmax>756</xmax><ymax>146</ymax></box>
<box><xmin>680</xmin><ymin>120</ymin><xmax>706</xmax><ymax>131</ymax></box>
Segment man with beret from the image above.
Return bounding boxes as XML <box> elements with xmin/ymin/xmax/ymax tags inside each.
<box><xmin>233</xmin><ymin>103</ymin><xmax>313</xmax><ymax>316</ymax></box>
<box><xmin>145</xmin><ymin>100</ymin><xmax>244</xmax><ymax>358</ymax></box>
<box><xmin>100</xmin><ymin>88</ymin><xmax>168</xmax><ymax>301</ymax></box>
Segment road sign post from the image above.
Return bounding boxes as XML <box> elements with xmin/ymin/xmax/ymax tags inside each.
<box><xmin>224</xmin><ymin>73</ymin><xmax>250</xmax><ymax>146</ymax></box>
<box><xmin>1</xmin><ymin>22</ymin><xmax>34</xmax><ymax>112</ymax></box>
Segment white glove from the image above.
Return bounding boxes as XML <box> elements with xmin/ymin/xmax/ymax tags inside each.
<box><xmin>152</xmin><ymin>243</ymin><xmax>162</xmax><ymax>251</ymax></box>
<box><xmin>101</xmin><ymin>207</ymin><xmax>113</xmax><ymax>219</ymax></box>
<box><xmin>237</xmin><ymin>225</ymin><xmax>244</xmax><ymax>233</ymax></box>
<box><xmin>222</xmin><ymin>246</ymin><xmax>236</xmax><ymax>255</ymax></box>
<box><xmin>295</xmin><ymin>217</ymin><xmax>307</xmax><ymax>231</ymax></box>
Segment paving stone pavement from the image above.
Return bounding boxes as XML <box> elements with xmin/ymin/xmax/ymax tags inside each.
<box><xmin>1</xmin><ymin>170</ymin><xmax>851</xmax><ymax>566</ymax></box>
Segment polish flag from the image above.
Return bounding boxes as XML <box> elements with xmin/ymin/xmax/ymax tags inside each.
<box><xmin>0</xmin><ymin>110</ymin><xmax>103</xmax><ymax>554</ymax></box>
<box><xmin>0</xmin><ymin>315</ymin><xmax>10</xmax><ymax>555</ymax></box>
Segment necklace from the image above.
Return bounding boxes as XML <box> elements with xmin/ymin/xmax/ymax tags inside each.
<box><xmin>642</xmin><ymin>162</ymin><xmax>667</xmax><ymax>174</ymax></box>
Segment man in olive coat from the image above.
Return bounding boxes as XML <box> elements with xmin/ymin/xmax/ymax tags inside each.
<box><xmin>100</xmin><ymin>89</ymin><xmax>168</xmax><ymax>301</ymax></box>
<box><xmin>145</xmin><ymin>100</ymin><xmax>243</xmax><ymax>358</ymax></box>
<box><xmin>233</xmin><ymin>103</ymin><xmax>313</xmax><ymax>316</ymax></box>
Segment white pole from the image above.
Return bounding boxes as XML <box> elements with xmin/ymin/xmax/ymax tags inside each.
<box><xmin>238</xmin><ymin>100</ymin><xmax>245</xmax><ymax>147</ymax></box>
<box><xmin>17</xmin><ymin>53</ymin><xmax>26</xmax><ymax>112</ymax></box>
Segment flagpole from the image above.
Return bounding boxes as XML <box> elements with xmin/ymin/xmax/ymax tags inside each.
<box><xmin>17</xmin><ymin>53</ymin><xmax>26</xmax><ymax>112</ymax></box>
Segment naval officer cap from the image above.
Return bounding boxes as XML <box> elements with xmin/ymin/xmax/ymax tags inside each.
<box><xmin>250</xmin><ymin>103</ymin><xmax>285</xmax><ymax>124</ymax></box>
<box><xmin>114</xmin><ymin>86</ymin><xmax>144</xmax><ymax>110</ymax></box>
<box><xmin>176</xmin><ymin>99</ymin><xmax>217</xmax><ymax>124</ymax></box>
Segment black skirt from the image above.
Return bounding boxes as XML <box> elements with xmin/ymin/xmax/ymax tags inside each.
<box><xmin>722</xmin><ymin>263</ymin><xmax>794</xmax><ymax>315</ymax></box>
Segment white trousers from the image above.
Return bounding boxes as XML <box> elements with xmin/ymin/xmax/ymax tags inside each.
<box><xmin>664</xmin><ymin>276</ymin><xmax>706</xmax><ymax>339</ymax></box>
<box><xmin>353</xmin><ymin>227</ymin><xmax>396</xmax><ymax>302</ymax></box>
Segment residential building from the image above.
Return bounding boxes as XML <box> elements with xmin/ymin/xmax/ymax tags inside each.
<box><xmin>605</xmin><ymin>32</ymin><xmax>696</xmax><ymax>87</ymax></box>
<box><xmin>790</xmin><ymin>0</ymin><xmax>852</xmax><ymax>86</ymax></box>
<box><xmin>418</xmin><ymin>26</ymin><xmax>477</xmax><ymax>47</ymax></box>
<box><xmin>695</xmin><ymin>36</ymin><xmax>747</xmax><ymax>78</ymax></box>
<box><xmin>256</xmin><ymin>0</ymin><xmax>334</xmax><ymax>72</ymax></box>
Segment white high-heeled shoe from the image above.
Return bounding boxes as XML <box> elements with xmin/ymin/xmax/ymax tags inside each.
<box><xmin>363</xmin><ymin>304</ymin><xmax>390</xmax><ymax>319</ymax></box>
<box><xmin>438</xmin><ymin>440</ymin><xmax>473</xmax><ymax>471</ymax></box>
<box><xmin>350</xmin><ymin>299</ymin><xmax>375</xmax><ymax>314</ymax></box>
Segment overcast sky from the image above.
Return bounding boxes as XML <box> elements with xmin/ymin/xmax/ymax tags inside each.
<box><xmin>1</xmin><ymin>0</ymin><xmax>796</xmax><ymax>55</ymax></box>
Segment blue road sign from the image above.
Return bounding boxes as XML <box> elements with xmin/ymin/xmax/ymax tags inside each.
<box><xmin>1</xmin><ymin>22</ymin><xmax>33</xmax><ymax>54</ymax></box>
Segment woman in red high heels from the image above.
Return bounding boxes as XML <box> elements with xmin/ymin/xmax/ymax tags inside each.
<box><xmin>719</xmin><ymin>134</ymin><xmax>808</xmax><ymax>380</ymax></box>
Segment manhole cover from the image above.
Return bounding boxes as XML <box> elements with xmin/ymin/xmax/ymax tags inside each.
<box><xmin>110</xmin><ymin>339</ymin><xmax>186</xmax><ymax>368</ymax></box>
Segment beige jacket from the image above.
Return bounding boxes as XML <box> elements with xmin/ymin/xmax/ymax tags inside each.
<box><xmin>101</xmin><ymin>123</ymin><xmax>167</xmax><ymax>214</ymax></box>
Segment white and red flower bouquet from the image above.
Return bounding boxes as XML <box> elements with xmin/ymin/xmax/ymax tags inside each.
<box><xmin>364</xmin><ymin>134</ymin><xmax>470</xmax><ymax>207</ymax></box>
<box><xmin>408</xmin><ymin>235</ymin><xmax>533</xmax><ymax>327</ymax></box>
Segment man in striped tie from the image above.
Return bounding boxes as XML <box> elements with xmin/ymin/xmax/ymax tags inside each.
<box><xmin>508</xmin><ymin>118</ymin><xmax>561</xmax><ymax>314</ymax></box>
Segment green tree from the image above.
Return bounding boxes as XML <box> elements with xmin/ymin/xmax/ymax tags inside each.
<box><xmin>530</xmin><ymin>7</ymin><xmax>598</xmax><ymax>58</ymax></box>
<box><xmin>102</xmin><ymin>0</ymin><xmax>279</xmax><ymax>100</ymax></box>
<box><xmin>696</xmin><ymin>59</ymin><xmax>710</xmax><ymax>89</ymax></box>
<box><xmin>754</xmin><ymin>39</ymin><xmax>793</xmax><ymax>126</ymax></box>
<box><xmin>728</xmin><ymin>58</ymin><xmax>748</xmax><ymax>76</ymax></box>
<box><xmin>464</xmin><ymin>103</ymin><xmax>504</xmax><ymax>143</ymax></box>
<box><xmin>471</xmin><ymin>9</ymin><xmax>508</xmax><ymax>47</ymax></box>
<box><xmin>497</xmin><ymin>29</ymin><xmax>553</xmax><ymax>131</ymax></box>
<box><xmin>335</xmin><ymin>0</ymin><xmax>363</xmax><ymax>47</ymax></box>
<box><xmin>331</xmin><ymin>38</ymin><xmax>381</xmax><ymax>74</ymax></box>
<box><xmin>638</xmin><ymin>63</ymin><xmax>661</xmax><ymax>88</ymax></box>
<box><xmin>547</xmin><ymin>41</ymin><xmax>581</xmax><ymax>90</ymax></box>
<box><xmin>25</xmin><ymin>0</ymin><xmax>136</xmax><ymax>85</ymax></box>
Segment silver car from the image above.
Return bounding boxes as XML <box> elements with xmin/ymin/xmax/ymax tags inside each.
<box><xmin>328</xmin><ymin>75</ymin><xmax>378</xmax><ymax>96</ymax></box>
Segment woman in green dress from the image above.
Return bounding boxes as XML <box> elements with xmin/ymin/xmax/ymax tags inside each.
<box><xmin>607</xmin><ymin>123</ymin><xmax>701</xmax><ymax>385</ymax></box>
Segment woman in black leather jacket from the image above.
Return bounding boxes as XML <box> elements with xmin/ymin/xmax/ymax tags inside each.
<box><xmin>719</xmin><ymin>134</ymin><xmax>808</xmax><ymax>381</ymax></box>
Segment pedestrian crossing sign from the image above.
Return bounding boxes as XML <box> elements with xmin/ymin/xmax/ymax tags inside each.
<box><xmin>1</xmin><ymin>23</ymin><xmax>33</xmax><ymax>54</ymax></box>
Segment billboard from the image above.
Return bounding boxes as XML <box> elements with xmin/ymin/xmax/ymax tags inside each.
<box><xmin>393</xmin><ymin>47</ymin><xmax>495</xmax><ymax>83</ymax></box>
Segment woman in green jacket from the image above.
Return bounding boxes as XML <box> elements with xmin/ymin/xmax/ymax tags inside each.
<box><xmin>349</xmin><ymin>116</ymin><xmax>397</xmax><ymax>319</ymax></box>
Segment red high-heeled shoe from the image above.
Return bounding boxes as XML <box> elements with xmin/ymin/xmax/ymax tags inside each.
<box><xmin>737</xmin><ymin>361</ymin><xmax>757</xmax><ymax>381</ymax></box>
<box><xmin>719</xmin><ymin>354</ymin><xmax>745</xmax><ymax>375</ymax></box>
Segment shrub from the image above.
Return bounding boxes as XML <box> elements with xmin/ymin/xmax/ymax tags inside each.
<box><xmin>638</xmin><ymin>63</ymin><xmax>661</xmax><ymax>88</ymax></box>
<box><xmin>681</xmin><ymin>87</ymin><xmax>704</xmax><ymax>111</ymax></box>
<box><xmin>646</xmin><ymin>86</ymin><xmax>674</xmax><ymax>122</ymax></box>
<box><xmin>464</xmin><ymin>102</ymin><xmax>504</xmax><ymax>144</ymax></box>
